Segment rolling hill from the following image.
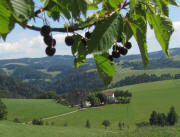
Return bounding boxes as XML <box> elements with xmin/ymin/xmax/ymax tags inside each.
<box><xmin>2</xmin><ymin>99</ymin><xmax>76</xmax><ymax>122</ymax></box>
<box><xmin>0</xmin><ymin>79</ymin><xmax>180</xmax><ymax>137</ymax></box>
<box><xmin>45</xmin><ymin>79</ymin><xmax>180</xmax><ymax>129</ymax></box>
<box><xmin>0</xmin><ymin>48</ymin><xmax>180</xmax><ymax>94</ymax></box>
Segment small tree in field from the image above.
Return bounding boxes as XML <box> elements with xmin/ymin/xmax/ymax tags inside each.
<box><xmin>0</xmin><ymin>99</ymin><xmax>8</xmax><ymax>120</ymax></box>
<box><xmin>32</xmin><ymin>119</ymin><xmax>43</xmax><ymax>125</ymax></box>
<box><xmin>102</xmin><ymin>120</ymin><xmax>110</xmax><ymax>129</ymax></box>
<box><xmin>86</xmin><ymin>120</ymin><xmax>90</xmax><ymax>128</ymax></box>
<box><xmin>149</xmin><ymin>111</ymin><xmax>158</xmax><ymax>125</ymax></box>
<box><xmin>118</xmin><ymin>122</ymin><xmax>124</xmax><ymax>130</ymax></box>
<box><xmin>167</xmin><ymin>106</ymin><xmax>178</xmax><ymax>125</ymax></box>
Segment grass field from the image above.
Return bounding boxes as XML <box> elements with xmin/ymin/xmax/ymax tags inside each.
<box><xmin>45</xmin><ymin>79</ymin><xmax>180</xmax><ymax>129</ymax></box>
<box><xmin>113</xmin><ymin>67</ymin><xmax>180</xmax><ymax>83</ymax></box>
<box><xmin>0</xmin><ymin>120</ymin><xmax>180</xmax><ymax>137</ymax></box>
<box><xmin>2</xmin><ymin>99</ymin><xmax>76</xmax><ymax>122</ymax></box>
<box><xmin>1</xmin><ymin>79</ymin><xmax>180</xmax><ymax>137</ymax></box>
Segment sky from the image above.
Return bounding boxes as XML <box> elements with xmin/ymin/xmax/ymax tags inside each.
<box><xmin>0</xmin><ymin>2</ymin><xmax>180</xmax><ymax>59</ymax></box>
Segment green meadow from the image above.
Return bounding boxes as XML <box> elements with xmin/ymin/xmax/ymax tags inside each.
<box><xmin>45</xmin><ymin>79</ymin><xmax>180</xmax><ymax>129</ymax></box>
<box><xmin>1</xmin><ymin>79</ymin><xmax>180</xmax><ymax>137</ymax></box>
<box><xmin>0</xmin><ymin>120</ymin><xmax>180</xmax><ymax>137</ymax></box>
<box><xmin>2</xmin><ymin>99</ymin><xmax>76</xmax><ymax>122</ymax></box>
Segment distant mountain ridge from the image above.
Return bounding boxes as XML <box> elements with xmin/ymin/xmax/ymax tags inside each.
<box><xmin>0</xmin><ymin>48</ymin><xmax>179</xmax><ymax>94</ymax></box>
<box><xmin>120</xmin><ymin>48</ymin><xmax>180</xmax><ymax>60</ymax></box>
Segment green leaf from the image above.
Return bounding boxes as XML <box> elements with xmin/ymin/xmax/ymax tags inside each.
<box><xmin>108</xmin><ymin>0</ymin><xmax>123</xmax><ymax>10</ymax></box>
<box><xmin>10</xmin><ymin>0</ymin><xmax>34</xmax><ymax>22</ymax></box>
<box><xmin>87</xmin><ymin>14</ymin><xmax>123</xmax><ymax>53</ymax></box>
<box><xmin>52</xmin><ymin>0</ymin><xmax>89</xmax><ymax>19</ymax></box>
<box><xmin>129</xmin><ymin>5</ymin><xmax>148</xmax><ymax>66</ymax></box>
<box><xmin>150</xmin><ymin>0</ymin><xmax>169</xmax><ymax>16</ymax></box>
<box><xmin>72</xmin><ymin>35</ymin><xmax>88</xmax><ymax>68</ymax></box>
<box><xmin>130</xmin><ymin>0</ymin><xmax>137</xmax><ymax>11</ymax></box>
<box><xmin>121</xmin><ymin>16</ymin><xmax>133</xmax><ymax>43</ymax></box>
<box><xmin>94</xmin><ymin>53</ymin><xmax>115</xmax><ymax>85</ymax></box>
<box><xmin>160</xmin><ymin>0</ymin><xmax>169</xmax><ymax>16</ymax></box>
<box><xmin>0</xmin><ymin>0</ymin><xmax>15</xmax><ymax>39</ymax></box>
<box><xmin>147</xmin><ymin>8</ymin><xmax>174</xmax><ymax>56</ymax></box>
<box><xmin>74</xmin><ymin>55</ymin><xmax>87</xmax><ymax>68</ymax></box>
<box><xmin>163</xmin><ymin>0</ymin><xmax>179</xmax><ymax>6</ymax></box>
<box><xmin>46</xmin><ymin>1</ymin><xmax>71</xmax><ymax>20</ymax></box>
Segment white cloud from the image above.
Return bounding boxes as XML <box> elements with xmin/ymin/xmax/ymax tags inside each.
<box><xmin>0</xmin><ymin>33</ymin><xmax>71</xmax><ymax>59</ymax></box>
<box><xmin>0</xmin><ymin>21</ymin><xmax>180</xmax><ymax>59</ymax></box>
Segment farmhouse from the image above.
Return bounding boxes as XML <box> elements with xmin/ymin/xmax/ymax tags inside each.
<box><xmin>104</xmin><ymin>92</ymin><xmax>114</xmax><ymax>99</ymax></box>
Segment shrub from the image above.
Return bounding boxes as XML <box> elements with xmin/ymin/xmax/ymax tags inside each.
<box><xmin>149</xmin><ymin>106</ymin><xmax>178</xmax><ymax>126</ymax></box>
<box><xmin>96</xmin><ymin>93</ymin><xmax>107</xmax><ymax>104</ymax></box>
<box><xmin>157</xmin><ymin>113</ymin><xmax>167</xmax><ymax>126</ymax></box>
<box><xmin>107</xmin><ymin>98</ymin><xmax>115</xmax><ymax>104</ymax></box>
<box><xmin>118</xmin><ymin>122</ymin><xmax>124</xmax><ymax>129</ymax></box>
<box><xmin>149</xmin><ymin>111</ymin><xmax>158</xmax><ymax>125</ymax></box>
<box><xmin>87</xmin><ymin>94</ymin><xmax>101</xmax><ymax>107</ymax></box>
<box><xmin>86</xmin><ymin>120</ymin><xmax>90</xmax><ymax>128</ymax></box>
<box><xmin>13</xmin><ymin>118</ymin><xmax>20</xmax><ymax>123</ymax></box>
<box><xmin>32</xmin><ymin>119</ymin><xmax>43</xmax><ymax>125</ymax></box>
<box><xmin>64</xmin><ymin>122</ymin><xmax>68</xmax><ymax>127</ymax></box>
<box><xmin>0</xmin><ymin>99</ymin><xmax>8</xmax><ymax>120</ymax></box>
<box><xmin>167</xmin><ymin>106</ymin><xmax>178</xmax><ymax>125</ymax></box>
<box><xmin>102</xmin><ymin>120</ymin><xmax>110</xmax><ymax>129</ymax></box>
<box><xmin>136</xmin><ymin>121</ymin><xmax>149</xmax><ymax>128</ymax></box>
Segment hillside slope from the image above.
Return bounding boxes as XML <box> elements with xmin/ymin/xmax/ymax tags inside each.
<box><xmin>2</xmin><ymin>99</ymin><xmax>75</xmax><ymax>122</ymax></box>
<box><xmin>0</xmin><ymin>48</ymin><xmax>180</xmax><ymax>93</ymax></box>
<box><xmin>45</xmin><ymin>79</ymin><xmax>180</xmax><ymax>128</ymax></box>
<box><xmin>0</xmin><ymin>74</ymin><xmax>42</xmax><ymax>98</ymax></box>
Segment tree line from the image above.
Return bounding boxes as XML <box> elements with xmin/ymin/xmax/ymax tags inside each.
<box><xmin>149</xmin><ymin>106</ymin><xmax>178</xmax><ymax>126</ymax></box>
<box><xmin>112</xmin><ymin>73</ymin><xmax>180</xmax><ymax>88</ymax></box>
<box><xmin>122</xmin><ymin>58</ymin><xmax>180</xmax><ymax>70</ymax></box>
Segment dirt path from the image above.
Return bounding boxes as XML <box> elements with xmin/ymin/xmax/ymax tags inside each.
<box><xmin>26</xmin><ymin>108</ymin><xmax>87</xmax><ymax>124</ymax></box>
<box><xmin>26</xmin><ymin>106</ymin><xmax>104</xmax><ymax>124</ymax></box>
<box><xmin>42</xmin><ymin>108</ymin><xmax>87</xmax><ymax>120</ymax></box>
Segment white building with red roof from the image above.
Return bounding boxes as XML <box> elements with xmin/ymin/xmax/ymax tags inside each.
<box><xmin>104</xmin><ymin>92</ymin><xmax>114</xmax><ymax>99</ymax></box>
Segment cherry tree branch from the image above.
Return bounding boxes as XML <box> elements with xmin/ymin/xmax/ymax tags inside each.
<box><xmin>29</xmin><ymin>1</ymin><xmax>130</xmax><ymax>33</ymax></box>
<box><xmin>26</xmin><ymin>23</ymin><xmax>95</xmax><ymax>33</ymax></box>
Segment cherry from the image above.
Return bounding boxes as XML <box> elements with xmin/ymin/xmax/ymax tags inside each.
<box><xmin>112</xmin><ymin>51</ymin><xmax>120</xmax><ymax>58</ymax></box>
<box><xmin>45</xmin><ymin>47</ymin><xmax>56</xmax><ymax>56</ymax></box>
<box><xmin>124</xmin><ymin>42</ymin><xmax>132</xmax><ymax>49</ymax></box>
<box><xmin>118</xmin><ymin>47</ymin><xmax>128</xmax><ymax>56</ymax></box>
<box><xmin>65</xmin><ymin>36</ymin><xmax>74</xmax><ymax>46</ymax></box>
<box><xmin>108</xmin><ymin>55</ymin><xmax>113</xmax><ymax>61</ymax></box>
<box><xmin>85</xmin><ymin>32</ymin><xmax>91</xmax><ymax>39</ymax></box>
<box><xmin>40</xmin><ymin>25</ymin><xmax>51</xmax><ymax>36</ymax></box>
<box><xmin>44</xmin><ymin>36</ymin><xmax>54</xmax><ymax>46</ymax></box>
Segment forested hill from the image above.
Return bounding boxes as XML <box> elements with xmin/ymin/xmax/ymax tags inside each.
<box><xmin>0</xmin><ymin>74</ymin><xmax>42</xmax><ymax>98</ymax></box>
<box><xmin>0</xmin><ymin>48</ymin><xmax>180</xmax><ymax>94</ymax></box>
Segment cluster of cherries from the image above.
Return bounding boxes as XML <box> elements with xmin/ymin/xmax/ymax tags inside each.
<box><xmin>40</xmin><ymin>25</ymin><xmax>132</xmax><ymax>60</ymax></box>
<box><xmin>40</xmin><ymin>25</ymin><xmax>56</xmax><ymax>56</ymax></box>
<box><xmin>109</xmin><ymin>38</ymin><xmax>132</xmax><ymax>61</ymax></box>
<box><xmin>64</xmin><ymin>31</ymin><xmax>92</xmax><ymax>46</ymax></box>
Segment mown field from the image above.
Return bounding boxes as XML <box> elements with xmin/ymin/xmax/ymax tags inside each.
<box><xmin>0</xmin><ymin>120</ymin><xmax>180</xmax><ymax>137</ymax></box>
<box><xmin>2</xmin><ymin>99</ymin><xmax>76</xmax><ymax>122</ymax></box>
<box><xmin>45</xmin><ymin>79</ymin><xmax>180</xmax><ymax>129</ymax></box>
